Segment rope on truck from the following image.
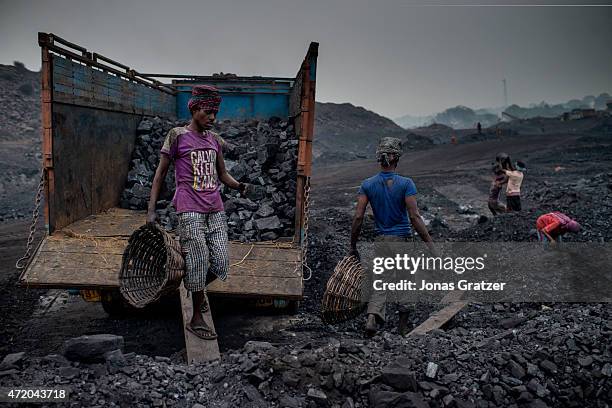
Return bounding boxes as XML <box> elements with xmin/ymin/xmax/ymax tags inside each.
<box><xmin>229</xmin><ymin>176</ymin><xmax>312</xmax><ymax>281</ymax></box>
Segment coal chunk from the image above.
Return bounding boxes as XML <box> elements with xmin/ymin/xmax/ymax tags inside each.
<box><xmin>255</xmin><ymin>215</ymin><xmax>282</xmax><ymax>231</ymax></box>
<box><xmin>63</xmin><ymin>334</ymin><xmax>124</xmax><ymax>363</ymax></box>
<box><xmin>120</xmin><ymin>116</ymin><xmax>299</xmax><ymax>241</ymax></box>
<box><xmin>381</xmin><ymin>359</ymin><xmax>418</xmax><ymax>391</ymax></box>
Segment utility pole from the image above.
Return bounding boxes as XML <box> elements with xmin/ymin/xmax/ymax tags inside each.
<box><xmin>502</xmin><ymin>78</ymin><xmax>508</xmax><ymax>108</ymax></box>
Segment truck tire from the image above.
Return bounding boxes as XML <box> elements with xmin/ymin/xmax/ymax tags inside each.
<box><xmin>286</xmin><ymin>300</ymin><xmax>300</xmax><ymax>315</ymax></box>
<box><xmin>100</xmin><ymin>289</ymin><xmax>137</xmax><ymax>317</ymax></box>
<box><xmin>270</xmin><ymin>298</ymin><xmax>300</xmax><ymax>315</ymax></box>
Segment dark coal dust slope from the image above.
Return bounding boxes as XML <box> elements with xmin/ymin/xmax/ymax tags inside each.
<box><xmin>1</xmin><ymin>121</ymin><xmax>611</xmax><ymax>407</ymax></box>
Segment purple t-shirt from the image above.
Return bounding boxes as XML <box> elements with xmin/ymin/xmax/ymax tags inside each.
<box><xmin>160</xmin><ymin>127</ymin><xmax>224</xmax><ymax>214</ymax></box>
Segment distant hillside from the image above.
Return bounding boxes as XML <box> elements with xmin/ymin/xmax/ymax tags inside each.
<box><xmin>394</xmin><ymin>113</ymin><xmax>434</xmax><ymax>129</ymax></box>
<box><xmin>0</xmin><ymin>62</ymin><xmax>43</xmax><ymax>222</ymax></box>
<box><xmin>314</xmin><ymin>102</ymin><xmax>432</xmax><ymax>163</ymax></box>
<box><xmin>505</xmin><ymin>93</ymin><xmax>611</xmax><ymax>119</ymax></box>
<box><xmin>0</xmin><ymin>62</ymin><xmax>40</xmax><ymax>140</ymax></box>
<box><xmin>432</xmin><ymin>106</ymin><xmax>498</xmax><ymax>129</ymax></box>
<box><xmin>395</xmin><ymin>105</ymin><xmax>499</xmax><ymax>130</ymax></box>
<box><xmin>395</xmin><ymin>92</ymin><xmax>612</xmax><ymax>129</ymax></box>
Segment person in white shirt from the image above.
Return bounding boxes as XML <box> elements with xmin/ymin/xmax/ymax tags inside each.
<box><xmin>501</xmin><ymin>157</ymin><xmax>525</xmax><ymax>212</ymax></box>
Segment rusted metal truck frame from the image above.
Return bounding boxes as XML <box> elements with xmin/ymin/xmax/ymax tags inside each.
<box><xmin>20</xmin><ymin>33</ymin><xmax>318</xmax><ymax>310</ymax></box>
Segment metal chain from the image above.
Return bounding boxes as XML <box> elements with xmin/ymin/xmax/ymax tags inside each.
<box><xmin>301</xmin><ymin>176</ymin><xmax>313</xmax><ymax>281</ymax></box>
<box><xmin>15</xmin><ymin>167</ymin><xmax>46</xmax><ymax>270</ymax></box>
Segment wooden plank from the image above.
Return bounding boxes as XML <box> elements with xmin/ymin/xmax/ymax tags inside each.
<box><xmin>207</xmin><ymin>275</ymin><xmax>302</xmax><ymax>298</ymax></box>
<box><xmin>52</xmin><ymin>73</ymin><xmax>167</xmax><ymax>113</ymax></box>
<box><xmin>33</xmin><ymin>249</ymin><xmax>122</xmax><ymax>268</ymax></box>
<box><xmin>408</xmin><ymin>301</ymin><xmax>468</xmax><ymax>337</ymax></box>
<box><xmin>25</xmin><ymin>239</ymin><xmax>122</xmax><ymax>287</ymax></box>
<box><xmin>51</xmin><ymin>104</ymin><xmax>94</xmax><ymax>231</ymax></box>
<box><xmin>22</xmin><ymin>208</ymin><xmax>303</xmax><ymax>296</ymax></box>
<box><xmin>230</xmin><ymin>243</ymin><xmax>300</xmax><ymax>262</ymax></box>
<box><xmin>23</xmin><ymin>267</ymin><xmax>119</xmax><ymax>288</ymax></box>
<box><xmin>89</xmin><ymin>117</ymin><xmax>138</xmax><ymax>214</ymax></box>
<box><xmin>21</xmin><ymin>221</ymin><xmax>303</xmax><ymax>298</ymax></box>
<box><xmin>40</xmin><ymin>236</ymin><xmax>127</xmax><ymax>254</ymax></box>
<box><xmin>229</xmin><ymin>261</ymin><xmax>301</xmax><ymax>278</ymax></box>
<box><xmin>53</xmin><ymin>92</ymin><xmax>133</xmax><ymax>115</ymax></box>
<box><xmin>60</xmin><ymin>207</ymin><xmax>146</xmax><ymax>237</ymax></box>
<box><xmin>51</xmin><ymin>61</ymin><xmax>73</xmax><ymax>77</ymax></box>
<box><xmin>53</xmin><ymin>71</ymin><xmax>93</xmax><ymax>92</ymax></box>
<box><xmin>440</xmin><ymin>290</ymin><xmax>465</xmax><ymax>303</ymax></box>
<box><xmin>22</xmin><ymin>260</ymin><xmax>303</xmax><ymax>293</ymax></box>
<box><xmin>179</xmin><ymin>283</ymin><xmax>220</xmax><ymax>364</ymax></box>
<box><xmin>19</xmin><ymin>234</ymin><xmax>46</xmax><ymax>284</ymax></box>
<box><xmin>42</xmin><ymin>48</ymin><xmax>54</xmax><ymax>230</ymax></box>
<box><xmin>51</xmin><ymin>56</ymin><xmax>176</xmax><ymax>117</ymax></box>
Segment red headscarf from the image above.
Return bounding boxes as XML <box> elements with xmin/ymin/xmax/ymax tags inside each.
<box><xmin>188</xmin><ymin>85</ymin><xmax>222</xmax><ymax>113</ymax></box>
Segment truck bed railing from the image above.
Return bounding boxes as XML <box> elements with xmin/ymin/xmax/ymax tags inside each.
<box><xmin>38</xmin><ymin>33</ymin><xmax>175</xmax><ymax>95</ymax></box>
<box><xmin>141</xmin><ymin>73</ymin><xmax>295</xmax><ymax>82</ymax></box>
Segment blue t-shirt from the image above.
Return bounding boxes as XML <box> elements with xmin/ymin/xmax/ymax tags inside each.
<box><xmin>357</xmin><ymin>171</ymin><xmax>417</xmax><ymax>237</ymax></box>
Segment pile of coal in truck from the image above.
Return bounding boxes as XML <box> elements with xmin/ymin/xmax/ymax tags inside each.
<box><xmin>120</xmin><ymin>116</ymin><xmax>298</xmax><ymax>242</ymax></box>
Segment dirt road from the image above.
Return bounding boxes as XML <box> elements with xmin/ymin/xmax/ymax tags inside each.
<box><xmin>312</xmin><ymin>133</ymin><xmax>582</xmax><ymax>207</ymax></box>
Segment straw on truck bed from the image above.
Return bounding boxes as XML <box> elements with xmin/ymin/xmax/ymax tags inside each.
<box><xmin>20</xmin><ymin>32</ymin><xmax>318</xmax><ymax>305</ymax></box>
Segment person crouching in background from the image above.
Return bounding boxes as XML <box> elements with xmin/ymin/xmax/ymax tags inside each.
<box><xmin>536</xmin><ymin>211</ymin><xmax>581</xmax><ymax>246</ymax></box>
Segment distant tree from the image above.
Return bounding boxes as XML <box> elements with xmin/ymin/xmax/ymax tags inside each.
<box><xmin>13</xmin><ymin>61</ymin><xmax>26</xmax><ymax>71</ymax></box>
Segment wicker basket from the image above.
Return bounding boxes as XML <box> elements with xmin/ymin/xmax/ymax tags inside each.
<box><xmin>321</xmin><ymin>255</ymin><xmax>367</xmax><ymax>324</ymax></box>
<box><xmin>119</xmin><ymin>223</ymin><xmax>185</xmax><ymax>308</ymax></box>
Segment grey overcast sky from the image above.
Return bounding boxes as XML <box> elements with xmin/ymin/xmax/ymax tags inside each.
<box><xmin>1</xmin><ymin>0</ymin><xmax>611</xmax><ymax>117</ymax></box>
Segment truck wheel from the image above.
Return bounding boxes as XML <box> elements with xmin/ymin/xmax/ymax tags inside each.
<box><xmin>287</xmin><ymin>300</ymin><xmax>300</xmax><ymax>315</ymax></box>
<box><xmin>100</xmin><ymin>289</ymin><xmax>137</xmax><ymax>317</ymax></box>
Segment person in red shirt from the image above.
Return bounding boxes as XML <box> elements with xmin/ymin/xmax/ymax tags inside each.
<box><xmin>536</xmin><ymin>212</ymin><xmax>581</xmax><ymax>244</ymax></box>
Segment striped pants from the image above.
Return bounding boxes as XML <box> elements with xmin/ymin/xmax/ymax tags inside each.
<box><xmin>178</xmin><ymin>211</ymin><xmax>229</xmax><ymax>292</ymax></box>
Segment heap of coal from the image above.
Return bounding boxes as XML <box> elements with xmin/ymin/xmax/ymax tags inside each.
<box><xmin>120</xmin><ymin>116</ymin><xmax>298</xmax><ymax>241</ymax></box>
<box><xmin>3</xmin><ymin>300</ymin><xmax>610</xmax><ymax>407</ymax></box>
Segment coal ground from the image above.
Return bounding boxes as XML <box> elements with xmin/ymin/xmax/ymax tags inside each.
<box><xmin>0</xmin><ymin>122</ymin><xmax>611</xmax><ymax>407</ymax></box>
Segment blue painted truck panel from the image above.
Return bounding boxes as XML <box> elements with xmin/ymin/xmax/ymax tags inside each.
<box><xmin>175</xmin><ymin>80</ymin><xmax>293</xmax><ymax>121</ymax></box>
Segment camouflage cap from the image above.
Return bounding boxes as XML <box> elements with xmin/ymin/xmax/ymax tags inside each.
<box><xmin>376</xmin><ymin>137</ymin><xmax>403</xmax><ymax>158</ymax></box>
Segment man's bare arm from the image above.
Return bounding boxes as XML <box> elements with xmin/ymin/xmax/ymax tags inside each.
<box><xmin>216</xmin><ymin>148</ymin><xmax>246</xmax><ymax>194</ymax></box>
<box><xmin>405</xmin><ymin>195</ymin><xmax>437</xmax><ymax>254</ymax></box>
<box><xmin>349</xmin><ymin>195</ymin><xmax>369</xmax><ymax>256</ymax></box>
<box><xmin>147</xmin><ymin>155</ymin><xmax>171</xmax><ymax>224</ymax></box>
<box><xmin>542</xmin><ymin>230</ymin><xmax>556</xmax><ymax>243</ymax></box>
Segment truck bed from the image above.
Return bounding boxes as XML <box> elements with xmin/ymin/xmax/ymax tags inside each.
<box><xmin>21</xmin><ymin>208</ymin><xmax>303</xmax><ymax>299</ymax></box>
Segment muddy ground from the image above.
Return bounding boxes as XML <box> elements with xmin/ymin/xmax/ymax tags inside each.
<box><xmin>0</xmin><ymin>125</ymin><xmax>611</xmax><ymax>407</ymax></box>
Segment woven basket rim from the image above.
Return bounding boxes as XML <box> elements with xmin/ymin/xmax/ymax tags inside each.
<box><xmin>119</xmin><ymin>223</ymin><xmax>184</xmax><ymax>308</ymax></box>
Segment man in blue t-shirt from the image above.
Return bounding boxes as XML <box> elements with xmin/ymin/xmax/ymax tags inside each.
<box><xmin>349</xmin><ymin>137</ymin><xmax>435</xmax><ymax>336</ymax></box>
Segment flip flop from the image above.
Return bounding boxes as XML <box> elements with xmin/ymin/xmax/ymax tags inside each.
<box><xmin>187</xmin><ymin>323</ymin><xmax>218</xmax><ymax>340</ymax></box>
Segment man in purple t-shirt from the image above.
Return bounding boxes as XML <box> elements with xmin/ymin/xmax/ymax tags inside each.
<box><xmin>147</xmin><ymin>85</ymin><xmax>247</xmax><ymax>340</ymax></box>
